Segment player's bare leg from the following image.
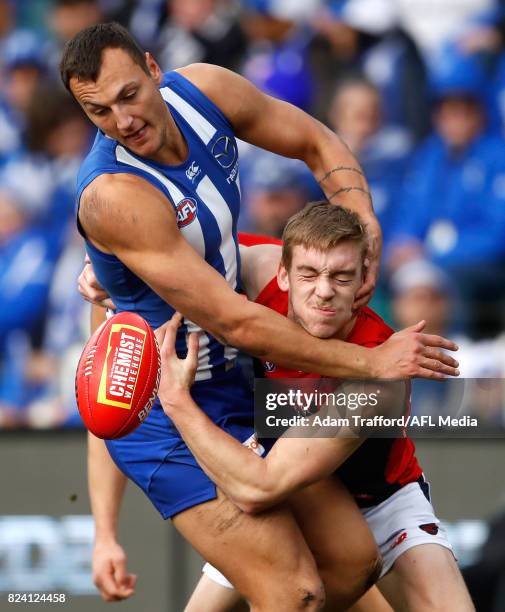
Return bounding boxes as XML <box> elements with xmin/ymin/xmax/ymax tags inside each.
<box><xmin>347</xmin><ymin>586</ymin><xmax>393</xmax><ymax>612</ymax></box>
<box><xmin>185</xmin><ymin>477</ymin><xmax>380</xmax><ymax>611</ymax></box>
<box><xmin>378</xmin><ymin>544</ymin><xmax>475</xmax><ymax>611</ymax></box>
<box><xmin>289</xmin><ymin>477</ymin><xmax>382</xmax><ymax>610</ymax></box>
<box><xmin>184</xmin><ymin>574</ymin><xmax>244</xmax><ymax>612</ymax></box>
<box><xmin>173</xmin><ymin>489</ymin><xmax>325</xmax><ymax>612</ymax></box>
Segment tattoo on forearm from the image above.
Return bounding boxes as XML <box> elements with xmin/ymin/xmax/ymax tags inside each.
<box><xmin>318</xmin><ymin>166</ymin><xmax>364</xmax><ymax>184</ymax></box>
<box><xmin>328</xmin><ymin>186</ymin><xmax>372</xmax><ymax>202</ymax></box>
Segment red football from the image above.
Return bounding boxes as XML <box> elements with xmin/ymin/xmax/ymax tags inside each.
<box><xmin>75</xmin><ymin>312</ymin><xmax>160</xmax><ymax>439</ymax></box>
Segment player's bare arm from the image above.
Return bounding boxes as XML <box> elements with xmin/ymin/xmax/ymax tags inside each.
<box><xmin>156</xmin><ymin>316</ymin><xmax>406</xmax><ymax>515</ymax></box>
<box><xmin>79</xmin><ymin>174</ymin><xmax>458</xmax><ymax>379</ymax></box>
<box><xmin>88</xmin><ymin>305</ymin><xmax>136</xmax><ymax>602</ymax></box>
<box><xmin>179</xmin><ymin>63</ymin><xmax>380</xmax><ymax>308</ymax></box>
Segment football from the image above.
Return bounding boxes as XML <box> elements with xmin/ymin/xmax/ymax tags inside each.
<box><xmin>75</xmin><ymin>311</ymin><xmax>160</xmax><ymax>439</ymax></box>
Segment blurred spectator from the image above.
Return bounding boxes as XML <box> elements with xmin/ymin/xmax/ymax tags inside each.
<box><xmin>328</xmin><ymin>1</ymin><xmax>504</xmax><ymax>136</ymax></box>
<box><xmin>387</xmin><ymin>50</ymin><xmax>505</xmax><ymax>338</ymax></box>
<box><xmin>156</xmin><ymin>0</ymin><xmax>247</xmax><ymax>71</ymax></box>
<box><xmin>242</xmin><ymin>35</ymin><xmax>315</xmax><ymax>110</ymax></box>
<box><xmin>0</xmin><ymin>29</ymin><xmax>52</xmax><ymax>165</ymax></box>
<box><xmin>0</xmin><ymin>84</ymin><xmax>91</xmax><ymax>426</ymax></box>
<box><xmin>49</xmin><ymin>0</ymin><xmax>104</xmax><ymax>45</ymax></box>
<box><xmin>25</xmin><ymin>228</ymin><xmax>89</xmax><ymax>429</ymax></box>
<box><xmin>128</xmin><ymin>0</ymin><xmax>166</xmax><ymax>49</ymax></box>
<box><xmin>332</xmin><ymin>0</ymin><xmax>501</xmax><ymax>63</ymax></box>
<box><xmin>0</xmin><ymin>0</ymin><xmax>13</xmax><ymax>38</ymax></box>
<box><xmin>238</xmin><ymin>147</ymin><xmax>321</xmax><ymax>237</ymax></box>
<box><xmin>239</xmin><ymin>1</ymin><xmax>319</xmax><ymax>111</ymax></box>
<box><xmin>391</xmin><ymin>259</ymin><xmax>505</xmax><ymax>424</ymax></box>
<box><xmin>328</xmin><ymin>75</ymin><xmax>412</xmax><ymax>252</ymax></box>
<box><xmin>391</xmin><ymin>259</ymin><xmax>452</xmax><ymax>337</ymax></box>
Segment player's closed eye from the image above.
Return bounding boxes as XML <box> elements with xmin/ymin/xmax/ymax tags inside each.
<box><xmin>335</xmin><ymin>278</ymin><xmax>353</xmax><ymax>284</ymax></box>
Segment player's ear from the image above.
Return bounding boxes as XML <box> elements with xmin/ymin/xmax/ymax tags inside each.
<box><xmin>277</xmin><ymin>262</ymin><xmax>290</xmax><ymax>292</ymax></box>
<box><xmin>145</xmin><ymin>52</ymin><xmax>162</xmax><ymax>84</ymax></box>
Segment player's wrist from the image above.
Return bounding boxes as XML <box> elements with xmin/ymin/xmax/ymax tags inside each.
<box><xmin>158</xmin><ymin>388</ymin><xmax>192</xmax><ymax>414</ymax></box>
<box><xmin>94</xmin><ymin>531</ymin><xmax>119</xmax><ymax>546</ymax></box>
<box><xmin>367</xmin><ymin>345</ymin><xmax>385</xmax><ymax>378</ymax></box>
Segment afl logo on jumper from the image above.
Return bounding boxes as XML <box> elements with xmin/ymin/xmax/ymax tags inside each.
<box><xmin>212</xmin><ymin>135</ymin><xmax>237</xmax><ymax>169</ymax></box>
<box><xmin>176</xmin><ymin>197</ymin><xmax>198</xmax><ymax>228</ymax></box>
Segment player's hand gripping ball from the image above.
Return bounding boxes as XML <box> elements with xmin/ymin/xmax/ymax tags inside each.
<box><xmin>75</xmin><ymin>312</ymin><xmax>160</xmax><ymax>439</ymax></box>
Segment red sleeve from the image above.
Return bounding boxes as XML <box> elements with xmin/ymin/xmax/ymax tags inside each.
<box><xmin>238</xmin><ymin>232</ymin><xmax>283</xmax><ymax>247</ymax></box>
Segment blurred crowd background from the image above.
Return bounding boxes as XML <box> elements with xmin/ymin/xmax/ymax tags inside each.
<box><xmin>0</xmin><ymin>0</ymin><xmax>505</xmax><ymax>430</ymax></box>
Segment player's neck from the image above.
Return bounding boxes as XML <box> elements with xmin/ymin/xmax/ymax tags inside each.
<box><xmin>153</xmin><ymin>107</ymin><xmax>189</xmax><ymax>166</ymax></box>
<box><xmin>339</xmin><ymin>315</ymin><xmax>358</xmax><ymax>340</ymax></box>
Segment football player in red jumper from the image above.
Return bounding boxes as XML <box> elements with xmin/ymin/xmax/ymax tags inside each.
<box><xmin>156</xmin><ymin>202</ymin><xmax>474</xmax><ymax>612</ymax></box>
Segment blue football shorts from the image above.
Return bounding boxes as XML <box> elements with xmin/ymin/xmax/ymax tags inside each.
<box><xmin>105</xmin><ymin>364</ymin><xmax>258</xmax><ymax>518</ymax></box>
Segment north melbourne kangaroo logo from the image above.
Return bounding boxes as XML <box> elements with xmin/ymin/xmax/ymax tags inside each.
<box><xmin>186</xmin><ymin>161</ymin><xmax>201</xmax><ymax>181</ymax></box>
<box><xmin>176</xmin><ymin>197</ymin><xmax>198</xmax><ymax>228</ymax></box>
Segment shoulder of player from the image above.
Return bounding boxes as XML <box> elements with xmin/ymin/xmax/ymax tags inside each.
<box><xmin>240</xmin><ymin>244</ymin><xmax>281</xmax><ymax>301</ymax></box>
<box><xmin>79</xmin><ymin>174</ymin><xmax>174</xmax><ymax>245</ymax></box>
<box><xmin>175</xmin><ymin>63</ymin><xmax>255</xmax><ymax>126</ymax></box>
<box><xmin>175</xmin><ymin>63</ymin><xmax>230</xmax><ymax>94</ymax></box>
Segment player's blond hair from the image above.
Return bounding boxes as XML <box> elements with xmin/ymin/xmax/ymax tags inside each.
<box><xmin>281</xmin><ymin>201</ymin><xmax>367</xmax><ymax>270</ymax></box>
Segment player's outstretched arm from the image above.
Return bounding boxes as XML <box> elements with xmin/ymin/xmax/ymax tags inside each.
<box><xmin>155</xmin><ymin>315</ymin><xmax>363</xmax><ymax>514</ymax></box>
<box><xmin>80</xmin><ymin>175</ymin><xmax>459</xmax><ymax>380</ymax></box>
<box><xmin>87</xmin><ymin>305</ymin><xmax>136</xmax><ymax>602</ymax></box>
<box><xmin>180</xmin><ymin>63</ymin><xmax>380</xmax><ymax>309</ymax></box>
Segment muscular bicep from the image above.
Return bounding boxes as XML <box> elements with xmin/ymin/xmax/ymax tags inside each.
<box><xmin>80</xmin><ymin>174</ymin><xmax>249</xmax><ymax>336</ymax></box>
<box><xmin>179</xmin><ymin>64</ymin><xmax>327</xmax><ymax>163</ymax></box>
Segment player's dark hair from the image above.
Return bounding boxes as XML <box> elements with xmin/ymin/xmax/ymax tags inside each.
<box><xmin>281</xmin><ymin>201</ymin><xmax>368</xmax><ymax>270</ymax></box>
<box><xmin>60</xmin><ymin>22</ymin><xmax>149</xmax><ymax>92</ymax></box>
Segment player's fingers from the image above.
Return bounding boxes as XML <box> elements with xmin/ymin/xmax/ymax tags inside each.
<box><xmin>95</xmin><ymin>570</ymin><xmax>122</xmax><ymax>601</ymax></box>
<box><xmin>101</xmin><ymin>297</ymin><xmax>116</xmax><ymax>310</ymax></box>
<box><xmin>113</xmin><ymin>566</ymin><xmax>135</xmax><ymax>597</ymax></box>
<box><xmin>154</xmin><ymin>322</ymin><xmax>168</xmax><ymax>348</ymax></box>
<box><xmin>417</xmin><ymin>357</ymin><xmax>459</xmax><ymax>377</ymax></box>
<box><xmin>78</xmin><ymin>270</ymin><xmax>111</xmax><ymax>303</ymax></box>
<box><xmin>112</xmin><ymin>555</ymin><xmax>128</xmax><ymax>585</ymax></box>
<box><xmin>415</xmin><ymin>368</ymin><xmax>448</xmax><ymax>381</ymax></box>
<box><xmin>187</xmin><ymin>332</ymin><xmax>200</xmax><ymax>370</ymax></box>
<box><xmin>354</xmin><ymin>278</ymin><xmax>373</xmax><ymax>299</ymax></box>
<box><xmin>126</xmin><ymin>574</ymin><xmax>137</xmax><ymax>589</ymax></box>
<box><xmin>84</xmin><ymin>253</ymin><xmax>91</xmax><ymax>264</ymax></box>
<box><xmin>419</xmin><ymin>333</ymin><xmax>458</xmax><ymax>352</ymax></box>
<box><xmin>170</xmin><ymin>312</ymin><xmax>183</xmax><ymax>326</ymax></box>
<box><xmin>403</xmin><ymin>320</ymin><xmax>426</xmax><ymax>333</ymax></box>
<box><xmin>82</xmin><ymin>262</ymin><xmax>103</xmax><ymax>290</ymax></box>
<box><xmin>422</xmin><ymin>346</ymin><xmax>459</xmax><ymax>369</ymax></box>
<box><xmin>353</xmin><ymin>285</ymin><xmax>373</xmax><ymax>311</ymax></box>
<box><xmin>160</xmin><ymin>316</ymin><xmax>181</xmax><ymax>357</ymax></box>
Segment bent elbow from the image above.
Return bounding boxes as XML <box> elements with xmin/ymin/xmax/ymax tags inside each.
<box><xmin>232</xmin><ymin>482</ymin><xmax>280</xmax><ymax>515</ymax></box>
